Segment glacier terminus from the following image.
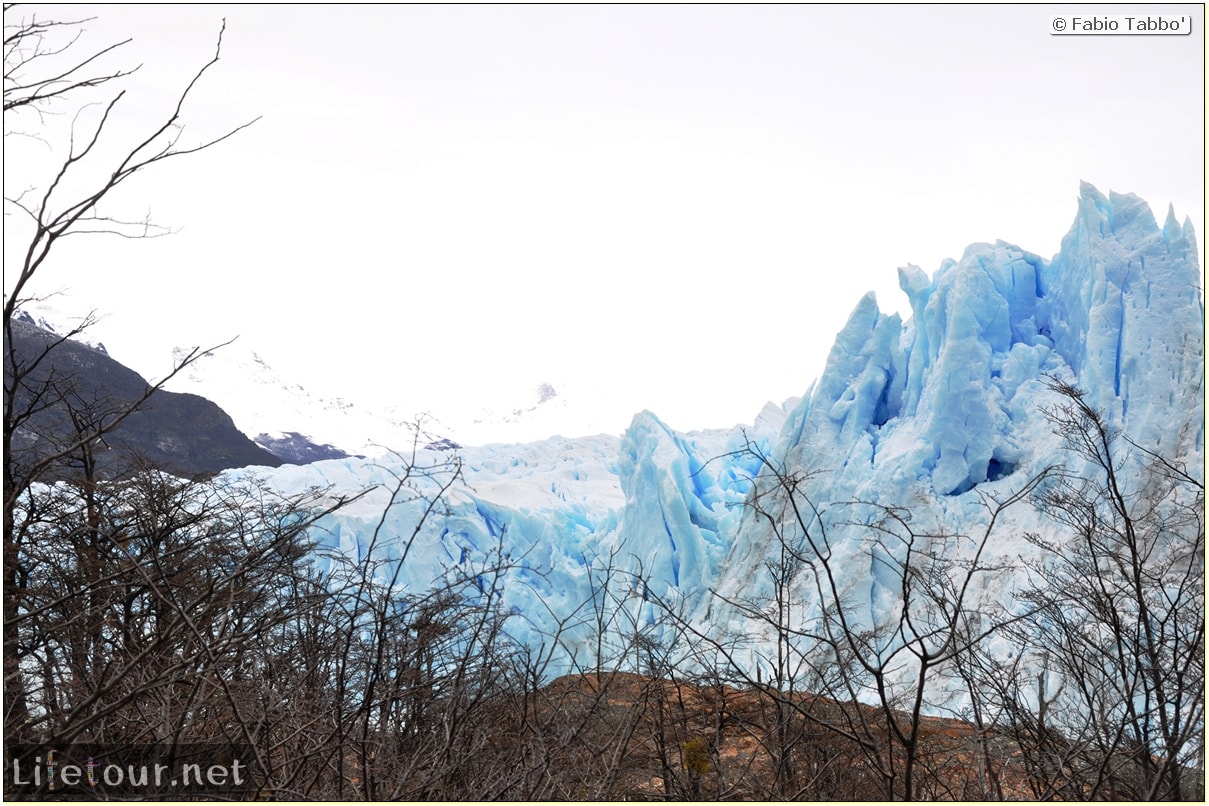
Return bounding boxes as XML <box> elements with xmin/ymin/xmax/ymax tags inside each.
<box><xmin>229</xmin><ymin>183</ymin><xmax>1204</xmax><ymax>677</ymax></box>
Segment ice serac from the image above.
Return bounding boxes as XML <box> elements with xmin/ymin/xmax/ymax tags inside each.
<box><xmin>1041</xmin><ymin>182</ymin><xmax>1204</xmax><ymax>458</ymax></box>
<box><xmin>713</xmin><ymin>183</ymin><xmax>1202</xmax><ymax>653</ymax></box>
<box><xmin>768</xmin><ymin>183</ymin><xmax>1202</xmax><ymax>502</ymax></box>
<box><xmin>770</xmin><ymin>292</ymin><xmax>904</xmax><ymax>499</ymax></box>
<box><xmin>897</xmin><ymin>241</ymin><xmax>1051</xmax><ymax>495</ymax></box>
<box><xmin>615</xmin><ymin>412</ymin><xmax>773</xmax><ymax>607</ymax></box>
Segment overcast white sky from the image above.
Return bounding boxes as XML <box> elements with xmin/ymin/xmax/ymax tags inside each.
<box><xmin>5</xmin><ymin>4</ymin><xmax>1205</xmax><ymax>438</ymax></box>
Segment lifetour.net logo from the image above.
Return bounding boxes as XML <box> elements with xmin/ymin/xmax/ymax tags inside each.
<box><xmin>5</xmin><ymin>744</ymin><xmax>255</xmax><ymax>800</ymax></box>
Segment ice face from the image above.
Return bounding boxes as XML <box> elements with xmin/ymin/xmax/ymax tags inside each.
<box><xmin>615</xmin><ymin>410</ymin><xmax>775</xmax><ymax>601</ymax></box>
<box><xmin>1041</xmin><ymin>183</ymin><xmax>1204</xmax><ymax>456</ymax></box>
<box><xmin>772</xmin><ymin>183</ymin><xmax>1202</xmax><ymax>500</ymax></box>
<box><xmin>711</xmin><ymin>183</ymin><xmax>1202</xmax><ymax>672</ymax></box>
<box><xmin>228</xmin><ymin>184</ymin><xmax>1202</xmax><ymax>677</ymax></box>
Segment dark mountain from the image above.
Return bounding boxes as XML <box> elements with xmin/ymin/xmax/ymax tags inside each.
<box><xmin>253</xmin><ymin>431</ymin><xmax>353</xmax><ymax>464</ymax></box>
<box><xmin>5</xmin><ymin>316</ymin><xmax>282</xmax><ymax>480</ymax></box>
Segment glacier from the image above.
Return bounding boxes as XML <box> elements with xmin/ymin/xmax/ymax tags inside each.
<box><xmin>227</xmin><ymin>183</ymin><xmax>1203</xmax><ymax>674</ymax></box>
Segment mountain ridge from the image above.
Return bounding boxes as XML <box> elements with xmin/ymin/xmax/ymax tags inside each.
<box><xmin>4</xmin><ymin>316</ymin><xmax>283</xmax><ymax>478</ymax></box>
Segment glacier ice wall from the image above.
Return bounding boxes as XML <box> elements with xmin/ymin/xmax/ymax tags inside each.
<box><xmin>709</xmin><ymin>182</ymin><xmax>1203</xmax><ymax>652</ymax></box>
<box><xmin>765</xmin><ymin>182</ymin><xmax>1201</xmax><ymax>501</ymax></box>
<box><xmin>1043</xmin><ymin>183</ymin><xmax>1203</xmax><ymax>456</ymax></box>
<box><xmin>231</xmin><ymin>183</ymin><xmax>1203</xmax><ymax>671</ymax></box>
